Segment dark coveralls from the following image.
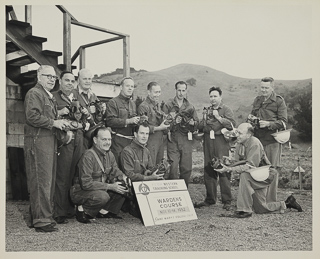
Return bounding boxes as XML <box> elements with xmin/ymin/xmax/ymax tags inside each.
<box><xmin>138</xmin><ymin>96</ymin><xmax>166</xmax><ymax>165</ymax></box>
<box><xmin>162</xmin><ymin>97</ymin><xmax>199</xmax><ymax>186</ymax></box>
<box><xmin>106</xmin><ymin>93</ymin><xmax>137</xmax><ymax>165</ymax></box>
<box><xmin>251</xmin><ymin>91</ymin><xmax>287</xmax><ymax>167</ymax></box>
<box><xmin>72</xmin><ymin>87</ymin><xmax>99</xmax><ymax>149</ymax></box>
<box><xmin>120</xmin><ymin>139</ymin><xmax>155</xmax><ymax>181</ymax></box>
<box><xmin>120</xmin><ymin>139</ymin><xmax>155</xmax><ymax>217</ymax></box>
<box><xmin>198</xmin><ymin>103</ymin><xmax>236</xmax><ymax>205</ymax></box>
<box><xmin>70</xmin><ymin>146</ymin><xmax>126</xmax><ymax>217</ymax></box>
<box><xmin>52</xmin><ymin>90</ymin><xmax>85</xmax><ymax>218</ymax></box>
<box><xmin>24</xmin><ymin>83</ymin><xmax>58</xmax><ymax>228</ymax></box>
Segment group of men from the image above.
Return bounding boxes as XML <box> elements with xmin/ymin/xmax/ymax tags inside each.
<box><xmin>24</xmin><ymin>65</ymin><xmax>302</xmax><ymax>232</ymax></box>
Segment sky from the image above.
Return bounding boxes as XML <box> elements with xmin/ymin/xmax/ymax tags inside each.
<box><xmin>7</xmin><ymin>0</ymin><xmax>316</xmax><ymax>80</ymax></box>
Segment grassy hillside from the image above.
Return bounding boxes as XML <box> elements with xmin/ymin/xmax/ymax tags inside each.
<box><xmin>97</xmin><ymin>63</ymin><xmax>311</xmax><ymax>126</ymax></box>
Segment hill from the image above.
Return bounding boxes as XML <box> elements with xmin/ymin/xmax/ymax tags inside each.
<box><xmin>97</xmin><ymin>63</ymin><xmax>311</xmax><ymax>125</ymax></box>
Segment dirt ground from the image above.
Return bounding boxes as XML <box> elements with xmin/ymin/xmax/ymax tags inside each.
<box><xmin>5</xmin><ymin>185</ymin><xmax>311</xmax><ymax>252</ymax></box>
<box><xmin>5</xmin><ymin>143</ymin><xmax>313</xmax><ymax>252</ymax></box>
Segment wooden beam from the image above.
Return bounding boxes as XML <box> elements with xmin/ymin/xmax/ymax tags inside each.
<box><xmin>55</xmin><ymin>5</ymin><xmax>78</xmax><ymax>21</ymax></box>
<box><xmin>25</xmin><ymin>6</ymin><xmax>32</xmax><ymax>24</ymax></box>
<box><xmin>63</xmin><ymin>12</ymin><xmax>72</xmax><ymax>71</ymax></box>
<box><xmin>71</xmin><ymin>20</ymin><xmax>129</xmax><ymax>37</ymax></box>
<box><xmin>79</xmin><ymin>47</ymin><xmax>86</xmax><ymax>69</ymax></box>
<box><xmin>123</xmin><ymin>36</ymin><xmax>130</xmax><ymax>77</ymax></box>
<box><xmin>71</xmin><ymin>36</ymin><xmax>123</xmax><ymax>64</ymax></box>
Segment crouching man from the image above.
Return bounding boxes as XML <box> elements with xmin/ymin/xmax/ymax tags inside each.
<box><xmin>120</xmin><ymin>122</ymin><xmax>164</xmax><ymax>218</ymax></box>
<box><xmin>216</xmin><ymin>123</ymin><xmax>302</xmax><ymax>218</ymax></box>
<box><xmin>70</xmin><ymin>127</ymin><xmax>128</xmax><ymax>223</ymax></box>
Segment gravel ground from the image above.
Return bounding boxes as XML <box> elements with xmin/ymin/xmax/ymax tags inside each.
<box><xmin>6</xmin><ymin>185</ymin><xmax>312</xmax><ymax>252</ymax></box>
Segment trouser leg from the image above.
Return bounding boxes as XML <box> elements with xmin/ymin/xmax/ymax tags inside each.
<box><xmin>203</xmin><ymin>134</ymin><xmax>217</xmax><ymax>204</ymax></box>
<box><xmin>111</xmin><ymin>135</ymin><xmax>132</xmax><ymax>167</ymax></box>
<box><xmin>25</xmin><ymin>136</ymin><xmax>57</xmax><ymax>228</ymax></box>
<box><xmin>179</xmin><ymin>143</ymin><xmax>192</xmax><ymax>187</ymax></box>
<box><xmin>236</xmin><ymin>172</ymin><xmax>255</xmax><ymax>213</ymax></box>
<box><xmin>219</xmin><ymin>175</ymin><xmax>232</xmax><ymax>204</ymax></box>
<box><xmin>70</xmin><ymin>186</ymin><xmax>109</xmax><ymax>217</ymax></box>
<box><xmin>252</xmin><ymin>188</ymin><xmax>284</xmax><ymax>214</ymax></box>
<box><xmin>167</xmin><ymin>138</ymin><xmax>180</xmax><ymax>179</ymax></box>
<box><xmin>264</xmin><ymin>142</ymin><xmax>282</xmax><ymax>167</ymax></box>
<box><xmin>147</xmin><ymin>132</ymin><xmax>163</xmax><ymax>165</ymax></box>
<box><xmin>103</xmin><ymin>191</ymin><xmax>126</xmax><ymax>214</ymax></box>
<box><xmin>54</xmin><ymin>140</ymin><xmax>74</xmax><ymax>218</ymax></box>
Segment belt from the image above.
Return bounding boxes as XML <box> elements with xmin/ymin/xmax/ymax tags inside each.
<box><xmin>112</xmin><ymin>132</ymin><xmax>134</xmax><ymax>140</ymax></box>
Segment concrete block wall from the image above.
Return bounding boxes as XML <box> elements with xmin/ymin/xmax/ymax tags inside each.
<box><xmin>6</xmin><ymin>78</ymin><xmax>25</xmax><ymax>200</ymax></box>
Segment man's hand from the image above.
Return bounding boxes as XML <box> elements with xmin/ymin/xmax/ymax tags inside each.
<box><xmin>58</xmin><ymin>107</ymin><xmax>69</xmax><ymax>116</ymax></box>
<box><xmin>156</xmin><ymin>120</ymin><xmax>171</xmax><ymax>131</ymax></box>
<box><xmin>126</xmin><ymin>116</ymin><xmax>140</xmax><ymax>125</ymax></box>
<box><xmin>107</xmin><ymin>182</ymin><xmax>128</xmax><ymax>195</ymax></box>
<box><xmin>81</xmin><ymin>107</ymin><xmax>89</xmax><ymax>115</ymax></box>
<box><xmin>188</xmin><ymin>118</ymin><xmax>195</xmax><ymax>126</ymax></box>
<box><xmin>53</xmin><ymin>119</ymin><xmax>70</xmax><ymax>130</ymax></box>
<box><xmin>216</xmin><ymin>164</ymin><xmax>231</xmax><ymax>174</ymax></box>
<box><xmin>259</xmin><ymin>120</ymin><xmax>270</xmax><ymax>128</ymax></box>
<box><xmin>147</xmin><ymin>169</ymin><xmax>164</xmax><ymax>180</ymax></box>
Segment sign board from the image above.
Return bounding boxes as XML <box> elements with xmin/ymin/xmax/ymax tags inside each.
<box><xmin>132</xmin><ymin>180</ymin><xmax>198</xmax><ymax>226</ymax></box>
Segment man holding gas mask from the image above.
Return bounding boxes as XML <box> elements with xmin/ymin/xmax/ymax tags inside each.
<box><xmin>106</xmin><ymin>77</ymin><xmax>140</xmax><ymax>165</ymax></box>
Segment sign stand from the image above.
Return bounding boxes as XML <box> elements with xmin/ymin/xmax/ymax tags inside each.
<box><xmin>132</xmin><ymin>180</ymin><xmax>198</xmax><ymax>226</ymax></box>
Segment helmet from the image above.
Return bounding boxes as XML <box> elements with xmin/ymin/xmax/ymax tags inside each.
<box><xmin>248</xmin><ymin>165</ymin><xmax>270</xmax><ymax>181</ymax></box>
<box><xmin>271</xmin><ymin>129</ymin><xmax>292</xmax><ymax>144</ymax></box>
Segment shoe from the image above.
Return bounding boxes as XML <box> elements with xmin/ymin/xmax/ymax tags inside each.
<box><xmin>54</xmin><ymin>216</ymin><xmax>69</xmax><ymax>224</ymax></box>
<box><xmin>96</xmin><ymin>212</ymin><xmax>110</xmax><ymax>218</ymax></box>
<box><xmin>104</xmin><ymin>212</ymin><xmax>123</xmax><ymax>219</ymax></box>
<box><xmin>76</xmin><ymin>207</ymin><xmax>92</xmax><ymax>224</ymax></box>
<box><xmin>194</xmin><ymin>201</ymin><xmax>214</xmax><ymax>209</ymax></box>
<box><xmin>223</xmin><ymin>203</ymin><xmax>232</xmax><ymax>211</ymax></box>
<box><xmin>35</xmin><ymin>223</ymin><xmax>58</xmax><ymax>233</ymax></box>
<box><xmin>285</xmin><ymin>195</ymin><xmax>303</xmax><ymax>212</ymax></box>
<box><xmin>233</xmin><ymin>211</ymin><xmax>252</xmax><ymax>218</ymax></box>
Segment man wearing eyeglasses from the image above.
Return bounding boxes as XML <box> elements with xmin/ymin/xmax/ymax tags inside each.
<box><xmin>24</xmin><ymin>65</ymin><xmax>70</xmax><ymax>232</ymax></box>
<box><xmin>52</xmin><ymin>71</ymin><xmax>85</xmax><ymax>224</ymax></box>
<box><xmin>251</xmin><ymin>77</ymin><xmax>287</xmax><ymax>167</ymax></box>
<box><xmin>137</xmin><ymin>82</ymin><xmax>170</xmax><ymax>165</ymax></box>
<box><xmin>72</xmin><ymin>68</ymin><xmax>100</xmax><ymax>148</ymax></box>
<box><xmin>106</xmin><ymin>77</ymin><xmax>140</xmax><ymax>165</ymax></box>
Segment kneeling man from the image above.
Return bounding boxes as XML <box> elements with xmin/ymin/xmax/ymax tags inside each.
<box><xmin>70</xmin><ymin>127</ymin><xmax>128</xmax><ymax>223</ymax></box>
<box><xmin>216</xmin><ymin>123</ymin><xmax>302</xmax><ymax>218</ymax></box>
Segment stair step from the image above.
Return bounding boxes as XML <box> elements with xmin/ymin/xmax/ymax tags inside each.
<box><xmin>42</xmin><ymin>50</ymin><xmax>62</xmax><ymax>57</ymax></box>
<box><xmin>8</xmin><ymin>20</ymin><xmax>30</xmax><ymax>28</ymax></box>
<box><xmin>6</xmin><ymin>41</ymin><xmax>20</xmax><ymax>54</ymax></box>
<box><xmin>25</xmin><ymin>35</ymin><xmax>47</xmax><ymax>43</ymax></box>
<box><xmin>58</xmin><ymin>64</ymin><xmax>77</xmax><ymax>71</ymax></box>
<box><xmin>7</xmin><ymin>55</ymin><xmax>35</xmax><ymax>67</ymax></box>
<box><xmin>6</xmin><ymin>5</ymin><xmax>14</xmax><ymax>13</ymax></box>
<box><xmin>20</xmin><ymin>70</ymin><xmax>37</xmax><ymax>78</ymax></box>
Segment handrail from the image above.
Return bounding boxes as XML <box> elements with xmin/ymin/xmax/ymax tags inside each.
<box><xmin>71</xmin><ymin>36</ymin><xmax>123</xmax><ymax>64</ymax></box>
<box><xmin>71</xmin><ymin>20</ymin><xmax>129</xmax><ymax>37</ymax></box>
<box><xmin>55</xmin><ymin>5</ymin><xmax>78</xmax><ymax>22</ymax></box>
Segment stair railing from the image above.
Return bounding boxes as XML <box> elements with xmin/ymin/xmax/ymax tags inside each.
<box><xmin>14</xmin><ymin>5</ymin><xmax>130</xmax><ymax>77</ymax></box>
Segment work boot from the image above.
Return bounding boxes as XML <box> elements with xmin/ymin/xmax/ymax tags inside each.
<box><xmin>285</xmin><ymin>195</ymin><xmax>303</xmax><ymax>212</ymax></box>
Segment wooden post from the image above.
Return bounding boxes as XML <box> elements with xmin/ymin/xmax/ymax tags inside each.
<box><xmin>123</xmin><ymin>36</ymin><xmax>130</xmax><ymax>77</ymax></box>
<box><xmin>79</xmin><ymin>47</ymin><xmax>86</xmax><ymax>69</ymax></box>
<box><xmin>63</xmin><ymin>12</ymin><xmax>72</xmax><ymax>71</ymax></box>
<box><xmin>25</xmin><ymin>6</ymin><xmax>32</xmax><ymax>24</ymax></box>
<box><xmin>298</xmin><ymin>157</ymin><xmax>302</xmax><ymax>190</ymax></box>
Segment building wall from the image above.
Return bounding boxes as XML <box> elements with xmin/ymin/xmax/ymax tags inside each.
<box><xmin>6</xmin><ymin>78</ymin><xmax>25</xmax><ymax>200</ymax></box>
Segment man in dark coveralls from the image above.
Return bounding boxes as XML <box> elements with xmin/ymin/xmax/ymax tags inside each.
<box><xmin>162</xmin><ymin>81</ymin><xmax>199</xmax><ymax>186</ymax></box>
<box><xmin>70</xmin><ymin>127</ymin><xmax>128</xmax><ymax>223</ymax></box>
<box><xmin>137</xmin><ymin>82</ymin><xmax>170</xmax><ymax>165</ymax></box>
<box><xmin>195</xmin><ymin>86</ymin><xmax>236</xmax><ymax>210</ymax></box>
<box><xmin>52</xmin><ymin>71</ymin><xmax>85</xmax><ymax>224</ymax></box>
<box><xmin>106</xmin><ymin>77</ymin><xmax>140</xmax><ymax>165</ymax></box>
<box><xmin>24</xmin><ymin>65</ymin><xmax>70</xmax><ymax>232</ymax></box>
<box><xmin>72</xmin><ymin>68</ymin><xmax>99</xmax><ymax>148</ymax></box>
